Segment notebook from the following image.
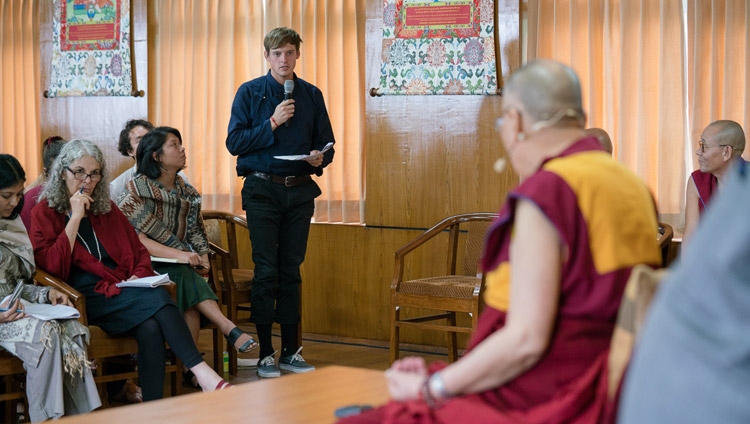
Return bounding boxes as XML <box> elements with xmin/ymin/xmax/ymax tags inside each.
<box><xmin>115</xmin><ymin>274</ymin><xmax>171</xmax><ymax>288</ymax></box>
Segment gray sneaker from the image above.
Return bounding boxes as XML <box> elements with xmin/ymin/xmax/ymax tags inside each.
<box><xmin>279</xmin><ymin>347</ymin><xmax>316</xmax><ymax>373</ymax></box>
<box><xmin>257</xmin><ymin>351</ymin><xmax>281</xmax><ymax>378</ymax></box>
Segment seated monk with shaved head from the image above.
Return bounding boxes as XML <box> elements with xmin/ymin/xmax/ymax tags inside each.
<box><xmin>684</xmin><ymin>120</ymin><xmax>746</xmax><ymax>243</ymax></box>
<box><xmin>341</xmin><ymin>60</ymin><xmax>661</xmax><ymax>423</ymax></box>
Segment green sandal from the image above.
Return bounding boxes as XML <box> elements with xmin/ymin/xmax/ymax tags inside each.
<box><xmin>225</xmin><ymin>327</ymin><xmax>259</xmax><ymax>353</ymax></box>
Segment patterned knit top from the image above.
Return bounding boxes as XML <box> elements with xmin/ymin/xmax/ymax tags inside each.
<box><xmin>117</xmin><ymin>174</ymin><xmax>209</xmax><ymax>255</ymax></box>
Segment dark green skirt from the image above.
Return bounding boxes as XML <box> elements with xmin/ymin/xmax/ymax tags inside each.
<box><xmin>153</xmin><ymin>263</ymin><xmax>218</xmax><ymax>313</ymax></box>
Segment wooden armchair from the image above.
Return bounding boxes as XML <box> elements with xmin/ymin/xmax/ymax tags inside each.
<box><xmin>390</xmin><ymin>212</ymin><xmax>498</xmax><ymax>364</ymax></box>
<box><xmin>202</xmin><ymin>210</ymin><xmax>254</xmax><ymax>375</ymax></box>
<box><xmin>657</xmin><ymin>222</ymin><xmax>674</xmax><ymax>268</ymax></box>
<box><xmin>32</xmin><ymin>269</ymin><xmax>182</xmax><ymax>405</ymax></box>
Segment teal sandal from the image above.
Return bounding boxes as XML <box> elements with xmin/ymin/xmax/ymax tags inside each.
<box><xmin>225</xmin><ymin>327</ymin><xmax>259</xmax><ymax>353</ymax></box>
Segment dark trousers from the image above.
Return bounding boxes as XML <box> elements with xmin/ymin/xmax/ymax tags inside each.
<box><xmin>242</xmin><ymin>175</ymin><xmax>319</xmax><ymax>328</ymax></box>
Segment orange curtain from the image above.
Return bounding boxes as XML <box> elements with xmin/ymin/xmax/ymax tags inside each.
<box><xmin>148</xmin><ymin>0</ymin><xmax>366</xmax><ymax>224</ymax></box>
<box><xmin>0</xmin><ymin>0</ymin><xmax>40</xmax><ymax>177</ymax></box>
<box><xmin>527</xmin><ymin>0</ymin><xmax>687</xmax><ymax>223</ymax></box>
<box><xmin>688</xmin><ymin>0</ymin><xmax>750</xmax><ymax>163</ymax></box>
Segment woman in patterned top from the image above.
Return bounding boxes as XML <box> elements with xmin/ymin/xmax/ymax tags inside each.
<box><xmin>0</xmin><ymin>153</ymin><xmax>100</xmax><ymax>421</ymax></box>
<box><xmin>116</xmin><ymin>127</ymin><xmax>257</xmax><ymax>385</ymax></box>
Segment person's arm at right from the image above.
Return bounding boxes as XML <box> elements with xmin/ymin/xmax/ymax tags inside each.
<box><xmin>683</xmin><ymin>177</ymin><xmax>699</xmax><ymax>245</ymax></box>
<box><xmin>137</xmin><ymin>233</ymin><xmax>204</xmax><ymax>267</ymax></box>
<box><xmin>225</xmin><ymin>84</ymin><xmax>277</xmax><ymax>157</ymax></box>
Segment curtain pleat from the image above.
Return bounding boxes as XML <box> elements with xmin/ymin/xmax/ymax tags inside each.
<box><xmin>0</xmin><ymin>0</ymin><xmax>40</xmax><ymax>176</ymax></box>
<box><xmin>527</xmin><ymin>0</ymin><xmax>686</xmax><ymax>220</ymax></box>
<box><xmin>688</xmin><ymin>0</ymin><xmax>749</xmax><ymax>163</ymax></box>
<box><xmin>149</xmin><ymin>0</ymin><xmax>365</xmax><ymax>223</ymax></box>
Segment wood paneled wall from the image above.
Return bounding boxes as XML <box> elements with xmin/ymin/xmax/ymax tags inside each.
<box><xmin>293</xmin><ymin>1</ymin><xmax>520</xmax><ymax>347</ymax></box>
<box><xmin>39</xmin><ymin>0</ymin><xmax>148</xmax><ymax>177</ymax></box>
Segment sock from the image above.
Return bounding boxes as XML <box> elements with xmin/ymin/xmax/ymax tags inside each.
<box><xmin>281</xmin><ymin>323</ymin><xmax>298</xmax><ymax>357</ymax></box>
<box><xmin>255</xmin><ymin>323</ymin><xmax>274</xmax><ymax>359</ymax></box>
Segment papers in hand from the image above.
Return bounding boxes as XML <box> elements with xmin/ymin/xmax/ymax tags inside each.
<box><xmin>116</xmin><ymin>274</ymin><xmax>171</xmax><ymax>289</ymax></box>
<box><xmin>0</xmin><ymin>295</ymin><xmax>80</xmax><ymax>321</ymax></box>
<box><xmin>274</xmin><ymin>142</ymin><xmax>334</xmax><ymax>161</ymax></box>
<box><xmin>150</xmin><ymin>256</ymin><xmax>188</xmax><ymax>264</ymax></box>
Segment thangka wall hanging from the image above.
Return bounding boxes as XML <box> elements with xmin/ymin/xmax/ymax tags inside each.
<box><xmin>379</xmin><ymin>0</ymin><xmax>498</xmax><ymax>95</ymax></box>
<box><xmin>48</xmin><ymin>0</ymin><xmax>133</xmax><ymax>97</ymax></box>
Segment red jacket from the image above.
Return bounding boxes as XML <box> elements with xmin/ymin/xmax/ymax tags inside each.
<box><xmin>30</xmin><ymin>199</ymin><xmax>154</xmax><ymax>297</ymax></box>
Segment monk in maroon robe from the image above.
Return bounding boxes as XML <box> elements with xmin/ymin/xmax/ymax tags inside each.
<box><xmin>684</xmin><ymin>120</ymin><xmax>746</xmax><ymax>242</ymax></box>
<box><xmin>341</xmin><ymin>60</ymin><xmax>661</xmax><ymax>424</ymax></box>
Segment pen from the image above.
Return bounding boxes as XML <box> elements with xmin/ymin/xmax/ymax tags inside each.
<box><xmin>0</xmin><ymin>308</ymin><xmax>24</xmax><ymax>313</ymax></box>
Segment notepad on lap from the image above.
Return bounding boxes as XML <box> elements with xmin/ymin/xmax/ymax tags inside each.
<box><xmin>23</xmin><ymin>302</ymin><xmax>80</xmax><ymax>321</ymax></box>
<box><xmin>0</xmin><ymin>295</ymin><xmax>80</xmax><ymax>321</ymax></box>
<box><xmin>116</xmin><ymin>274</ymin><xmax>171</xmax><ymax>288</ymax></box>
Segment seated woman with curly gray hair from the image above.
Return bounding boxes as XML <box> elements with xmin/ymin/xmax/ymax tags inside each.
<box><xmin>116</xmin><ymin>127</ymin><xmax>257</xmax><ymax>387</ymax></box>
<box><xmin>0</xmin><ymin>153</ymin><xmax>100</xmax><ymax>421</ymax></box>
<box><xmin>29</xmin><ymin>140</ymin><xmax>231</xmax><ymax>401</ymax></box>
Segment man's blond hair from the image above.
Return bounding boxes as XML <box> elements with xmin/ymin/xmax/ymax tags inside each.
<box><xmin>264</xmin><ymin>27</ymin><xmax>302</xmax><ymax>52</ymax></box>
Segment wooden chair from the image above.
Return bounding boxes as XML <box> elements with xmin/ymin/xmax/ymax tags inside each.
<box><xmin>390</xmin><ymin>212</ymin><xmax>498</xmax><ymax>364</ymax></box>
<box><xmin>608</xmin><ymin>264</ymin><xmax>667</xmax><ymax>399</ymax></box>
<box><xmin>33</xmin><ymin>269</ymin><xmax>182</xmax><ymax>405</ymax></box>
<box><xmin>0</xmin><ymin>352</ymin><xmax>26</xmax><ymax>424</ymax></box>
<box><xmin>657</xmin><ymin>222</ymin><xmax>674</xmax><ymax>268</ymax></box>
<box><xmin>202</xmin><ymin>211</ymin><xmax>254</xmax><ymax>375</ymax></box>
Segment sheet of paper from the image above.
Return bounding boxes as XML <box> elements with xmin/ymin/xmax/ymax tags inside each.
<box><xmin>274</xmin><ymin>142</ymin><xmax>334</xmax><ymax>161</ymax></box>
<box><xmin>150</xmin><ymin>256</ymin><xmax>188</xmax><ymax>264</ymax></box>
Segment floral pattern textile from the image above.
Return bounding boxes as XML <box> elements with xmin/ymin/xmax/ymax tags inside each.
<box><xmin>380</xmin><ymin>0</ymin><xmax>497</xmax><ymax>95</ymax></box>
<box><xmin>48</xmin><ymin>0</ymin><xmax>133</xmax><ymax>97</ymax></box>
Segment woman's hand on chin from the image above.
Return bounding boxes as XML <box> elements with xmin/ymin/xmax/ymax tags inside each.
<box><xmin>69</xmin><ymin>191</ymin><xmax>93</xmax><ymax>220</ymax></box>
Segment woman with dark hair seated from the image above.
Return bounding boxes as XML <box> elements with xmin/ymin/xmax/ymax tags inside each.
<box><xmin>0</xmin><ymin>153</ymin><xmax>100</xmax><ymax>421</ymax></box>
<box><xmin>30</xmin><ymin>140</ymin><xmax>231</xmax><ymax>401</ymax></box>
<box><xmin>116</xmin><ymin>127</ymin><xmax>257</xmax><ymax>385</ymax></box>
<box><xmin>20</xmin><ymin>136</ymin><xmax>67</xmax><ymax>230</ymax></box>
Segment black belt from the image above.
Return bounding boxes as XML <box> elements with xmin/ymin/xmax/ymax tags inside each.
<box><xmin>250</xmin><ymin>171</ymin><xmax>311</xmax><ymax>187</ymax></box>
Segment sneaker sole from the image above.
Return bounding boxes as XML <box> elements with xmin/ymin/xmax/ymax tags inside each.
<box><xmin>257</xmin><ymin>369</ymin><xmax>281</xmax><ymax>378</ymax></box>
<box><xmin>279</xmin><ymin>364</ymin><xmax>316</xmax><ymax>373</ymax></box>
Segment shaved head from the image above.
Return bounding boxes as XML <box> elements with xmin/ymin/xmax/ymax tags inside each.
<box><xmin>705</xmin><ymin>120</ymin><xmax>745</xmax><ymax>157</ymax></box>
<box><xmin>584</xmin><ymin>127</ymin><xmax>613</xmax><ymax>154</ymax></box>
<box><xmin>504</xmin><ymin>60</ymin><xmax>585</xmax><ymax>127</ymax></box>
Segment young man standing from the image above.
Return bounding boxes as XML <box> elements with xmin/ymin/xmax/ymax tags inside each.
<box><xmin>226</xmin><ymin>27</ymin><xmax>335</xmax><ymax>378</ymax></box>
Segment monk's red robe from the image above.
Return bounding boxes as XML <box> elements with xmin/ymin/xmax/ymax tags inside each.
<box><xmin>342</xmin><ymin>137</ymin><xmax>661</xmax><ymax>424</ymax></box>
<box><xmin>691</xmin><ymin>158</ymin><xmax>746</xmax><ymax>216</ymax></box>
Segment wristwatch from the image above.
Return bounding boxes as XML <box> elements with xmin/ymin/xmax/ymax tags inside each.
<box><xmin>428</xmin><ymin>372</ymin><xmax>452</xmax><ymax>400</ymax></box>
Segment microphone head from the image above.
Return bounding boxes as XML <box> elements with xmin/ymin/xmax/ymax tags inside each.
<box><xmin>284</xmin><ymin>80</ymin><xmax>294</xmax><ymax>94</ymax></box>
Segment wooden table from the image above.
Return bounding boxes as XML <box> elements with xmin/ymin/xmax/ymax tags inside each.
<box><xmin>59</xmin><ymin>366</ymin><xmax>388</xmax><ymax>423</ymax></box>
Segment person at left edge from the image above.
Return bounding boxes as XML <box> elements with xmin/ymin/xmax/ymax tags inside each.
<box><xmin>225</xmin><ymin>27</ymin><xmax>334</xmax><ymax>378</ymax></box>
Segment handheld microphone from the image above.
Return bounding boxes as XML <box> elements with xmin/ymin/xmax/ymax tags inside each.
<box><xmin>284</xmin><ymin>80</ymin><xmax>294</xmax><ymax>127</ymax></box>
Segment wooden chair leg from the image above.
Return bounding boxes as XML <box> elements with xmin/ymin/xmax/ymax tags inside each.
<box><xmin>447</xmin><ymin>312</ymin><xmax>458</xmax><ymax>362</ymax></box>
<box><xmin>390</xmin><ymin>306</ymin><xmax>400</xmax><ymax>365</ymax></box>
<box><xmin>212</xmin><ymin>328</ymin><xmax>223</xmax><ymax>375</ymax></box>
<box><xmin>173</xmin><ymin>356</ymin><xmax>183</xmax><ymax>396</ymax></box>
<box><xmin>4</xmin><ymin>376</ymin><xmax>14</xmax><ymax>424</ymax></box>
<box><xmin>229</xmin><ymin>346</ymin><xmax>238</xmax><ymax>376</ymax></box>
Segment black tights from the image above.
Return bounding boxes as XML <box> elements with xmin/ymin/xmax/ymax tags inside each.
<box><xmin>132</xmin><ymin>304</ymin><xmax>203</xmax><ymax>401</ymax></box>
